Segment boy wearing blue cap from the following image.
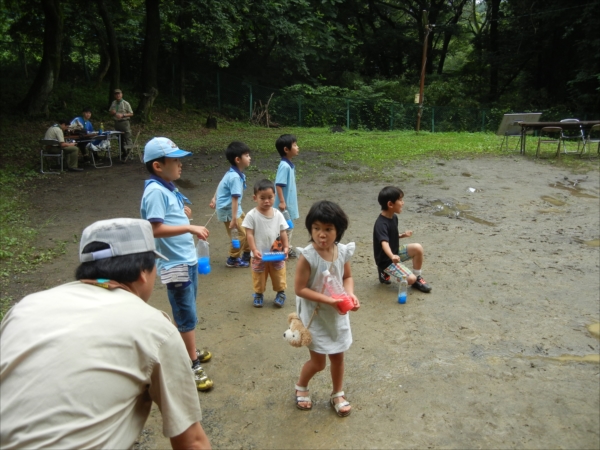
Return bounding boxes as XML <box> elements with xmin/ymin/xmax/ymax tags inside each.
<box><xmin>140</xmin><ymin>137</ymin><xmax>214</xmax><ymax>391</ymax></box>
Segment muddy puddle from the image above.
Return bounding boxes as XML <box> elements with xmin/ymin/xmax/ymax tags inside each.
<box><xmin>430</xmin><ymin>200</ymin><xmax>496</xmax><ymax>226</ymax></box>
<box><xmin>549</xmin><ymin>181</ymin><xmax>598</xmax><ymax>198</ymax></box>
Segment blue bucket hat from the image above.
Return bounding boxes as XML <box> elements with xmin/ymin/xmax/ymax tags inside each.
<box><xmin>143</xmin><ymin>137</ymin><xmax>192</xmax><ymax>162</ymax></box>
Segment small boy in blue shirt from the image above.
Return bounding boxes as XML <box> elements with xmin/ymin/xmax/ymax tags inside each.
<box><xmin>140</xmin><ymin>137</ymin><xmax>214</xmax><ymax>391</ymax></box>
<box><xmin>210</xmin><ymin>141</ymin><xmax>252</xmax><ymax>268</ymax></box>
<box><xmin>274</xmin><ymin>134</ymin><xmax>300</xmax><ymax>258</ymax></box>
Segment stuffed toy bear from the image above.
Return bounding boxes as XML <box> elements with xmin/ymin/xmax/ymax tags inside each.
<box><xmin>283</xmin><ymin>312</ymin><xmax>312</xmax><ymax>348</ymax></box>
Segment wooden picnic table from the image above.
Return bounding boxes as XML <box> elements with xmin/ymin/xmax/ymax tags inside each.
<box><xmin>515</xmin><ymin>120</ymin><xmax>600</xmax><ymax>154</ymax></box>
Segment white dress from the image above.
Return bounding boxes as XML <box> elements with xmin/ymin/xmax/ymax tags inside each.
<box><xmin>295</xmin><ymin>242</ymin><xmax>355</xmax><ymax>354</ymax></box>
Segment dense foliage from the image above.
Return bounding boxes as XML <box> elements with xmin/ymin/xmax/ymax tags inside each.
<box><xmin>0</xmin><ymin>0</ymin><xmax>598</xmax><ymax>117</ymax></box>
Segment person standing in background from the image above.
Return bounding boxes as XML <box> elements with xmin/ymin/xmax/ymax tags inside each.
<box><xmin>109</xmin><ymin>89</ymin><xmax>134</xmax><ymax>159</ymax></box>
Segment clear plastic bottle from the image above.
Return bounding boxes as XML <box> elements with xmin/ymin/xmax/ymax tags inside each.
<box><xmin>282</xmin><ymin>209</ymin><xmax>294</xmax><ymax>229</ymax></box>
<box><xmin>99</xmin><ymin>122</ymin><xmax>104</xmax><ymax>133</ymax></box>
<box><xmin>398</xmin><ymin>275</ymin><xmax>408</xmax><ymax>304</ymax></box>
<box><xmin>322</xmin><ymin>269</ymin><xmax>354</xmax><ymax>315</ymax></box>
<box><xmin>196</xmin><ymin>239</ymin><xmax>211</xmax><ymax>275</ymax></box>
<box><xmin>230</xmin><ymin>228</ymin><xmax>240</xmax><ymax>249</ymax></box>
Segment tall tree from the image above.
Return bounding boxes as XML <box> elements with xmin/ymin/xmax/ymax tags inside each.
<box><xmin>96</xmin><ymin>0</ymin><xmax>120</xmax><ymax>107</ymax></box>
<box><xmin>18</xmin><ymin>0</ymin><xmax>63</xmax><ymax>116</ymax></box>
<box><xmin>136</xmin><ymin>0</ymin><xmax>160</xmax><ymax>121</ymax></box>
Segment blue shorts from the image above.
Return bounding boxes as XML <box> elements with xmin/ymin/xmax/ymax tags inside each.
<box><xmin>167</xmin><ymin>264</ymin><xmax>198</xmax><ymax>333</ymax></box>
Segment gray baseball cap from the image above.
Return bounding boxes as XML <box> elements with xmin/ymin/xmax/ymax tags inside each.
<box><xmin>80</xmin><ymin>218</ymin><xmax>167</xmax><ymax>262</ymax></box>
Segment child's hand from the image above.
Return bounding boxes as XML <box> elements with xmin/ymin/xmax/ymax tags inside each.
<box><xmin>209</xmin><ymin>197</ymin><xmax>216</xmax><ymax>209</ymax></box>
<box><xmin>253</xmin><ymin>250</ymin><xmax>262</xmax><ymax>259</ymax></box>
<box><xmin>392</xmin><ymin>255</ymin><xmax>400</xmax><ymax>263</ymax></box>
<box><xmin>278</xmin><ymin>201</ymin><xmax>286</xmax><ymax>211</ymax></box>
<box><xmin>184</xmin><ymin>206</ymin><xmax>192</xmax><ymax>219</ymax></box>
<box><xmin>401</xmin><ymin>230</ymin><xmax>413</xmax><ymax>238</ymax></box>
<box><xmin>350</xmin><ymin>294</ymin><xmax>360</xmax><ymax>312</ymax></box>
<box><xmin>228</xmin><ymin>221</ymin><xmax>238</xmax><ymax>230</ymax></box>
<box><xmin>190</xmin><ymin>225</ymin><xmax>209</xmax><ymax>240</ymax></box>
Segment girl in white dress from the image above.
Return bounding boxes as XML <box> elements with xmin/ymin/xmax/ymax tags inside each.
<box><xmin>294</xmin><ymin>200</ymin><xmax>360</xmax><ymax>417</ymax></box>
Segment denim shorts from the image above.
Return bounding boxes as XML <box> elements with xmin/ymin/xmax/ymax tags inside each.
<box><xmin>167</xmin><ymin>264</ymin><xmax>198</xmax><ymax>333</ymax></box>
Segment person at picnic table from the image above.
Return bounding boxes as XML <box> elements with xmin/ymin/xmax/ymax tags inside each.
<box><xmin>109</xmin><ymin>88</ymin><xmax>134</xmax><ymax>158</ymax></box>
<box><xmin>43</xmin><ymin>119</ymin><xmax>82</xmax><ymax>172</ymax></box>
<box><xmin>70</xmin><ymin>107</ymin><xmax>104</xmax><ymax>159</ymax></box>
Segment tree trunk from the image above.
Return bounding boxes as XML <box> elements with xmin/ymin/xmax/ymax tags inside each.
<box><xmin>91</xmin><ymin>21</ymin><xmax>111</xmax><ymax>86</ymax></box>
<box><xmin>178</xmin><ymin>40</ymin><xmax>186</xmax><ymax>109</ymax></box>
<box><xmin>489</xmin><ymin>0</ymin><xmax>500</xmax><ymax>101</ymax></box>
<box><xmin>137</xmin><ymin>0</ymin><xmax>160</xmax><ymax>122</ymax></box>
<box><xmin>18</xmin><ymin>0</ymin><xmax>62</xmax><ymax>116</ymax></box>
<box><xmin>96</xmin><ymin>0</ymin><xmax>119</xmax><ymax>107</ymax></box>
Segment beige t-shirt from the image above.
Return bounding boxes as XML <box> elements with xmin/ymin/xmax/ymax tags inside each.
<box><xmin>109</xmin><ymin>99</ymin><xmax>133</xmax><ymax>120</ymax></box>
<box><xmin>44</xmin><ymin>124</ymin><xmax>65</xmax><ymax>143</ymax></box>
<box><xmin>0</xmin><ymin>281</ymin><xmax>202</xmax><ymax>449</ymax></box>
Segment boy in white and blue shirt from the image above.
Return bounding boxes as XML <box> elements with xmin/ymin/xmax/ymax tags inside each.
<box><xmin>274</xmin><ymin>134</ymin><xmax>300</xmax><ymax>258</ymax></box>
<box><xmin>210</xmin><ymin>141</ymin><xmax>252</xmax><ymax>268</ymax></box>
<box><xmin>140</xmin><ymin>137</ymin><xmax>214</xmax><ymax>391</ymax></box>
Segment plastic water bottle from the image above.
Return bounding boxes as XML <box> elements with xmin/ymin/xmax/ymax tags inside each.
<box><xmin>99</xmin><ymin>122</ymin><xmax>104</xmax><ymax>133</ymax></box>
<box><xmin>398</xmin><ymin>276</ymin><xmax>408</xmax><ymax>304</ymax></box>
<box><xmin>322</xmin><ymin>269</ymin><xmax>354</xmax><ymax>315</ymax></box>
<box><xmin>230</xmin><ymin>228</ymin><xmax>240</xmax><ymax>249</ymax></box>
<box><xmin>282</xmin><ymin>209</ymin><xmax>294</xmax><ymax>229</ymax></box>
<box><xmin>196</xmin><ymin>239</ymin><xmax>211</xmax><ymax>275</ymax></box>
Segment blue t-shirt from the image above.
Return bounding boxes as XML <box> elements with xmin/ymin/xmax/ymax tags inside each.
<box><xmin>215</xmin><ymin>167</ymin><xmax>246</xmax><ymax>222</ymax></box>
<box><xmin>140</xmin><ymin>176</ymin><xmax>195</xmax><ymax>271</ymax></box>
<box><xmin>275</xmin><ymin>158</ymin><xmax>298</xmax><ymax>220</ymax></box>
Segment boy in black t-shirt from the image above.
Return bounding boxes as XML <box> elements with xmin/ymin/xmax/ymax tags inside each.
<box><xmin>373</xmin><ymin>186</ymin><xmax>432</xmax><ymax>292</ymax></box>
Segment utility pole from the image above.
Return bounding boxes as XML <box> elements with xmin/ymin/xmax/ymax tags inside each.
<box><xmin>416</xmin><ymin>10</ymin><xmax>433</xmax><ymax>133</ymax></box>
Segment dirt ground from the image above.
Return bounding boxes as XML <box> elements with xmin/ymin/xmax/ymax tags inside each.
<box><xmin>12</xmin><ymin>151</ymin><xmax>600</xmax><ymax>449</ymax></box>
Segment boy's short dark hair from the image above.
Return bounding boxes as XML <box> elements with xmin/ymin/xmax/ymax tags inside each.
<box><xmin>75</xmin><ymin>242</ymin><xmax>155</xmax><ymax>283</ymax></box>
<box><xmin>254</xmin><ymin>179</ymin><xmax>275</xmax><ymax>194</ymax></box>
<box><xmin>275</xmin><ymin>134</ymin><xmax>297</xmax><ymax>157</ymax></box>
<box><xmin>82</xmin><ymin>107</ymin><xmax>92</xmax><ymax>113</ymax></box>
<box><xmin>378</xmin><ymin>186</ymin><xmax>404</xmax><ymax>210</ymax></box>
<box><xmin>59</xmin><ymin>119</ymin><xmax>70</xmax><ymax>125</ymax></box>
<box><xmin>226</xmin><ymin>141</ymin><xmax>250</xmax><ymax>165</ymax></box>
<box><xmin>305</xmin><ymin>200</ymin><xmax>349</xmax><ymax>243</ymax></box>
<box><xmin>145</xmin><ymin>157</ymin><xmax>166</xmax><ymax>175</ymax></box>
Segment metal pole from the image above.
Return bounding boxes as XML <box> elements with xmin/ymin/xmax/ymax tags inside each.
<box><xmin>390</xmin><ymin>103</ymin><xmax>394</xmax><ymax>130</ymax></box>
<box><xmin>431</xmin><ymin>107</ymin><xmax>435</xmax><ymax>132</ymax></box>
<box><xmin>416</xmin><ymin>10</ymin><xmax>431</xmax><ymax>133</ymax></box>
<box><xmin>346</xmin><ymin>99</ymin><xmax>350</xmax><ymax>129</ymax></box>
<box><xmin>248</xmin><ymin>84</ymin><xmax>253</xmax><ymax>120</ymax></box>
<box><xmin>298</xmin><ymin>97</ymin><xmax>302</xmax><ymax>126</ymax></box>
<box><xmin>217</xmin><ymin>72</ymin><xmax>221</xmax><ymax>112</ymax></box>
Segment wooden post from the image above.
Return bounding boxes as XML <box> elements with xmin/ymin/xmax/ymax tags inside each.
<box><xmin>416</xmin><ymin>10</ymin><xmax>431</xmax><ymax>133</ymax></box>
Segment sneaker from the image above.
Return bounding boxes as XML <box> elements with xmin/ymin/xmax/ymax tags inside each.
<box><xmin>378</xmin><ymin>271</ymin><xmax>391</xmax><ymax>285</ymax></box>
<box><xmin>196</xmin><ymin>349</ymin><xmax>212</xmax><ymax>363</ymax></box>
<box><xmin>192</xmin><ymin>365</ymin><xmax>214</xmax><ymax>391</ymax></box>
<box><xmin>226</xmin><ymin>257</ymin><xmax>249</xmax><ymax>268</ymax></box>
<box><xmin>412</xmin><ymin>275</ymin><xmax>432</xmax><ymax>293</ymax></box>
<box><xmin>288</xmin><ymin>249</ymin><xmax>298</xmax><ymax>259</ymax></box>
<box><xmin>274</xmin><ymin>291</ymin><xmax>286</xmax><ymax>308</ymax></box>
<box><xmin>242</xmin><ymin>251</ymin><xmax>251</xmax><ymax>263</ymax></box>
<box><xmin>253</xmin><ymin>293</ymin><xmax>264</xmax><ymax>308</ymax></box>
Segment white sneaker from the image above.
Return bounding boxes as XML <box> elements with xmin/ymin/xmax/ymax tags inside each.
<box><xmin>88</xmin><ymin>143</ymin><xmax>99</xmax><ymax>152</ymax></box>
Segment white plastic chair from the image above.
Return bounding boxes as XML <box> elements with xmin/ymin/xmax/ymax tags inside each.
<box><xmin>559</xmin><ymin>119</ymin><xmax>585</xmax><ymax>153</ymax></box>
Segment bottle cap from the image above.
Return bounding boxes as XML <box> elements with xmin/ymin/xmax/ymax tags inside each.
<box><xmin>322</xmin><ymin>269</ymin><xmax>331</xmax><ymax>276</ymax></box>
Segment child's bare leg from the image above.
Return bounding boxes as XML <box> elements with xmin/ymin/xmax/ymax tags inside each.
<box><xmin>407</xmin><ymin>243</ymin><xmax>424</xmax><ymax>270</ymax></box>
<box><xmin>329</xmin><ymin>352</ymin><xmax>351</xmax><ymax>414</ymax></box>
<box><xmin>297</xmin><ymin>350</ymin><xmax>326</xmax><ymax>408</ymax></box>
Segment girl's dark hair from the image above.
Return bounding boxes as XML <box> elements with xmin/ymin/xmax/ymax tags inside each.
<box><xmin>75</xmin><ymin>242</ymin><xmax>155</xmax><ymax>283</ymax></box>
<box><xmin>254</xmin><ymin>178</ymin><xmax>275</xmax><ymax>194</ymax></box>
<box><xmin>378</xmin><ymin>186</ymin><xmax>404</xmax><ymax>210</ymax></box>
<box><xmin>305</xmin><ymin>200</ymin><xmax>349</xmax><ymax>243</ymax></box>
<box><xmin>145</xmin><ymin>157</ymin><xmax>166</xmax><ymax>175</ymax></box>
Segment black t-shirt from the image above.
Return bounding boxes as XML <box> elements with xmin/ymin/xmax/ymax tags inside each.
<box><xmin>373</xmin><ymin>214</ymin><xmax>399</xmax><ymax>269</ymax></box>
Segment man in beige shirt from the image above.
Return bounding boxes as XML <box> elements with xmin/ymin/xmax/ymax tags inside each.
<box><xmin>0</xmin><ymin>218</ymin><xmax>211</xmax><ymax>450</ymax></box>
<box><xmin>109</xmin><ymin>88</ymin><xmax>134</xmax><ymax>158</ymax></box>
<box><xmin>43</xmin><ymin>119</ymin><xmax>82</xmax><ymax>171</ymax></box>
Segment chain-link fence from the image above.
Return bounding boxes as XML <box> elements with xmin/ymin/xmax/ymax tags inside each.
<box><xmin>191</xmin><ymin>72</ymin><xmax>595</xmax><ymax>133</ymax></box>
